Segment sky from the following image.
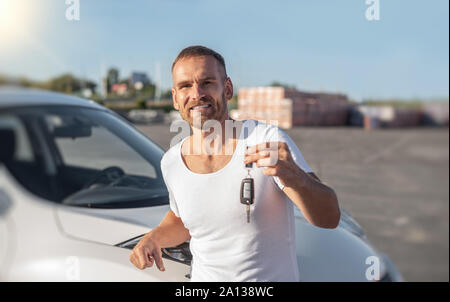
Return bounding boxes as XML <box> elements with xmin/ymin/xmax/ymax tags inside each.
<box><xmin>0</xmin><ymin>0</ymin><xmax>448</xmax><ymax>101</ymax></box>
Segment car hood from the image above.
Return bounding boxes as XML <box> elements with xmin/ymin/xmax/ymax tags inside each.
<box><xmin>55</xmin><ymin>202</ymin><xmax>388</xmax><ymax>282</ymax></box>
<box><xmin>54</xmin><ymin>204</ymin><xmax>170</xmax><ymax>246</ymax></box>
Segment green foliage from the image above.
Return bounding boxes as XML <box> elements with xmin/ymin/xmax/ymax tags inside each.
<box><xmin>227</xmin><ymin>95</ymin><xmax>238</xmax><ymax>111</ymax></box>
<box><xmin>136</xmin><ymin>96</ymin><xmax>147</xmax><ymax>109</ymax></box>
<box><xmin>47</xmin><ymin>74</ymin><xmax>79</xmax><ymax>93</ymax></box>
<box><xmin>105</xmin><ymin>102</ymin><xmax>137</xmax><ymax>111</ymax></box>
<box><xmin>269</xmin><ymin>81</ymin><xmax>297</xmax><ymax>89</ymax></box>
<box><xmin>103</xmin><ymin>99</ymin><xmax>173</xmax><ymax>112</ymax></box>
<box><xmin>107</xmin><ymin>68</ymin><xmax>119</xmax><ymax>84</ymax></box>
<box><xmin>90</xmin><ymin>94</ymin><xmax>104</xmax><ymax>105</ymax></box>
<box><xmin>43</xmin><ymin>73</ymin><xmax>97</xmax><ymax>94</ymax></box>
<box><xmin>147</xmin><ymin>101</ymin><xmax>174</xmax><ymax>113</ymax></box>
<box><xmin>0</xmin><ymin>73</ymin><xmax>97</xmax><ymax>95</ymax></box>
<box><xmin>161</xmin><ymin>89</ymin><xmax>173</xmax><ymax>99</ymax></box>
<box><xmin>106</xmin><ymin>67</ymin><xmax>120</xmax><ymax>93</ymax></box>
<box><xmin>141</xmin><ymin>84</ymin><xmax>156</xmax><ymax>98</ymax></box>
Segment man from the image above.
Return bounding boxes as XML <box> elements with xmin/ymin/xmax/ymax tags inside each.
<box><xmin>129</xmin><ymin>46</ymin><xmax>341</xmax><ymax>281</ymax></box>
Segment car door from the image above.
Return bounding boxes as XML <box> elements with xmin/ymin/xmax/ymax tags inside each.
<box><xmin>0</xmin><ymin>106</ymin><xmax>190</xmax><ymax>281</ymax></box>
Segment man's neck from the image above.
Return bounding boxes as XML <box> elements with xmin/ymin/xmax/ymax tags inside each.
<box><xmin>187</xmin><ymin>117</ymin><xmax>243</xmax><ymax>157</ymax></box>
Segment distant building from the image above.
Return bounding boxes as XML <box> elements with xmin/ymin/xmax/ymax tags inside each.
<box><xmin>230</xmin><ymin>86</ymin><xmax>349</xmax><ymax>128</ymax></box>
<box><xmin>129</xmin><ymin>72</ymin><xmax>150</xmax><ymax>87</ymax></box>
<box><xmin>111</xmin><ymin>83</ymin><xmax>128</xmax><ymax>96</ymax></box>
<box><xmin>349</xmin><ymin>103</ymin><xmax>449</xmax><ymax>129</ymax></box>
<box><xmin>422</xmin><ymin>103</ymin><xmax>449</xmax><ymax>126</ymax></box>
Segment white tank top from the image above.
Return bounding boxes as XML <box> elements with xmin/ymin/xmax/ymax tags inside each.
<box><xmin>161</xmin><ymin>120</ymin><xmax>313</xmax><ymax>281</ymax></box>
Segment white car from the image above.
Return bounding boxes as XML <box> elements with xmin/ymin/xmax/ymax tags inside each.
<box><xmin>0</xmin><ymin>87</ymin><xmax>403</xmax><ymax>282</ymax></box>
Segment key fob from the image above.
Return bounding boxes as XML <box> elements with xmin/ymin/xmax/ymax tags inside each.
<box><xmin>240</xmin><ymin>178</ymin><xmax>254</xmax><ymax>205</ymax></box>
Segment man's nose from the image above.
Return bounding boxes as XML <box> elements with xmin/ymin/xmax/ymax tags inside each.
<box><xmin>191</xmin><ymin>83</ymin><xmax>205</xmax><ymax>101</ymax></box>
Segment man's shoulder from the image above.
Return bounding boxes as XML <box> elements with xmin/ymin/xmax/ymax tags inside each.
<box><xmin>161</xmin><ymin>137</ymin><xmax>185</xmax><ymax>170</ymax></box>
<box><xmin>244</xmin><ymin>119</ymin><xmax>284</xmax><ymax>141</ymax></box>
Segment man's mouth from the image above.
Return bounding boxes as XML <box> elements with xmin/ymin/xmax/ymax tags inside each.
<box><xmin>190</xmin><ymin>104</ymin><xmax>212</xmax><ymax>111</ymax></box>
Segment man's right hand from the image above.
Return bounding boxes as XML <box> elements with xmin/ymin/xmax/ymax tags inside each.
<box><xmin>129</xmin><ymin>235</ymin><xmax>165</xmax><ymax>271</ymax></box>
<box><xmin>129</xmin><ymin>210</ymin><xmax>190</xmax><ymax>272</ymax></box>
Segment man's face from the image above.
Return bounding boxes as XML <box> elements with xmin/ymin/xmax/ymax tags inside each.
<box><xmin>172</xmin><ymin>55</ymin><xmax>233</xmax><ymax>127</ymax></box>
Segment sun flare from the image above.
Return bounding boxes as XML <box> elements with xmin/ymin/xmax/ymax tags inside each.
<box><xmin>0</xmin><ymin>0</ymin><xmax>33</xmax><ymax>42</ymax></box>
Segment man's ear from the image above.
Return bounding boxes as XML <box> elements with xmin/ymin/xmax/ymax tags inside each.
<box><xmin>171</xmin><ymin>87</ymin><xmax>179</xmax><ymax>110</ymax></box>
<box><xmin>224</xmin><ymin>77</ymin><xmax>234</xmax><ymax>101</ymax></box>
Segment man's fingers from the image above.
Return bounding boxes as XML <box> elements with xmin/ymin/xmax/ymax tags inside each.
<box><xmin>262</xmin><ymin>167</ymin><xmax>278</xmax><ymax>176</ymax></box>
<box><xmin>130</xmin><ymin>248</ymin><xmax>164</xmax><ymax>271</ymax></box>
<box><xmin>256</xmin><ymin>156</ymin><xmax>278</xmax><ymax>167</ymax></box>
<box><xmin>153</xmin><ymin>249</ymin><xmax>165</xmax><ymax>272</ymax></box>
<box><xmin>129</xmin><ymin>238</ymin><xmax>166</xmax><ymax>272</ymax></box>
<box><xmin>136</xmin><ymin>253</ymin><xmax>145</xmax><ymax>269</ymax></box>
<box><xmin>245</xmin><ymin>142</ymin><xmax>279</xmax><ymax>155</ymax></box>
<box><xmin>129</xmin><ymin>252</ymin><xmax>137</xmax><ymax>267</ymax></box>
<box><xmin>245</xmin><ymin>150</ymin><xmax>279</xmax><ymax>166</ymax></box>
<box><xmin>244</xmin><ymin>150</ymin><xmax>270</xmax><ymax>162</ymax></box>
<box><xmin>147</xmin><ymin>251</ymin><xmax>154</xmax><ymax>268</ymax></box>
<box><xmin>136</xmin><ymin>249</ymin><xmax>150</xmax><ymax>270</ymax></box>
<box><xmin>130</xmin><ymin>250</ymin><xmax>145</xmax><ymax>269</ymax></box>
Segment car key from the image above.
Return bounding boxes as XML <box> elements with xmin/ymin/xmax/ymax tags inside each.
<box><xmin>240</xmin><ymin>177</ymin><xmax>254</xmax><ymax>223</ymax></box>
<box><xmin>241</xmin><ymin>146</ymin><xmax>255</xmax><ymax>223</ymax></box>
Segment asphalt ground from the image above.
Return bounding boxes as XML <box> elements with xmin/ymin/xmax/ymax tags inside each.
<box><xmin>136</xmin><ymin>122</ymin><xmax>449</xmax><ymax>282</ymax></box>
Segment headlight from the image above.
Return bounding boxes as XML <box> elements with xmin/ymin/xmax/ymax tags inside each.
<box><xmin>116</xmin><ymin>235</ymin><xmax>192</xmax><ymax>266</ymax></box>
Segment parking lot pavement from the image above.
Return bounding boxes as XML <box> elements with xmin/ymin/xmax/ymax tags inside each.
<box><xmin>136</xmin><ymin>123</ymin><xmax>449</xmax><ymax>282</ymax></box>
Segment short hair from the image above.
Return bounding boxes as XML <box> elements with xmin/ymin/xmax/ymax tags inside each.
<box><xmin>171</xmin><ymin>45</ymin><xmax>227</xmax><ymax>78</ymax></box>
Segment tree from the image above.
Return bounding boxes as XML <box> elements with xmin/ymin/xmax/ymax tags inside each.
<box><xmin>161</xmin><ymin>89</ymin><xmax>172</xmax><ymax>99</ymax></box>
<box><xmin>0</xmin><ymin>75</ymin><xmax>7</xmax><ymax>85</ymax></box>
<box><xmin>269</xmin><ymin>81</ymin><xmax>297</xmax><ymax>90</ymax></box>
<box><xmin>43</xmin><ymin>73</ymin><xmax>96</xmax><ymax>94</ymax></box>
<box><xmin>141</xmin><ymin>83</ymin><xmax>156</xmax><ymax>99</ymax></box>
<box><xmin>0</xmin><ymin>73</ymin><xmax>96</xmax><ymax>94</ymax></box>
<box><xmin>46</xmin><ymin>74</ymin><xmax>80</xmax><ymax>93</ymax></box>
<box><xmin>106</xmin><ymin>67</ymin><xmax>120</xmax><ymax>93</ymax></box>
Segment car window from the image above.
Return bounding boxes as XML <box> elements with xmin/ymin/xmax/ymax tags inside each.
<box><xmin>1</xmin><ymin>106</ymin><xmax>168</xmax><ymax>208</ymax></box>
<box><xmin>45</xmin><ymin>114</ymin><xmax>157</xmax><ymax>178</ymax></box>
<box><xmin>0</xmin><ymin>115</ymin><xmax>34</xmax><ymax>162</ymax></box>
<box><xmin>0</xmin><ymin>113</ymin><xmax>56</xmax><ymax>200</ymax></box>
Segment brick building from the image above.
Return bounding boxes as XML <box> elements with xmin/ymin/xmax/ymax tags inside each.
<box><xmin>230</xmin><ymin>86</ymin><xmax>349</xmax><ymax>129</ymax></box>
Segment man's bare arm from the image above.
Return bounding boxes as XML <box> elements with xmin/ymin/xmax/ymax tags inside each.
<box><xmin>245</xmin><ymin>143</ymin><xmax>341</xmax><ymax>229</ymax></box>
<box><xmin>147</xmin><ymin>210</ymin><xmax>191</xmax><ymax>248</ymax></box>
<box><xmin>283</xmin><ymin>172</ymin><xmax>340</xmax><ymax>229</ymax></box>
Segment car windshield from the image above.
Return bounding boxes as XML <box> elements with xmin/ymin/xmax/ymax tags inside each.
<box><xmin>0</xmin><ymin>105</ymin><xmax>168</xmax><ymax>208</ymax></box>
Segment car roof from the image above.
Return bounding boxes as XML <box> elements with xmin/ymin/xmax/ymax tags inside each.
<box><xmin>0</xmin><ymin>86</ymin><xmax>106</xmax><ymax>110</ymax></box>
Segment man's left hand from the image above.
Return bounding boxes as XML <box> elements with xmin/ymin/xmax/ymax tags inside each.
<box><xmin>244</xmin><ymin>142</ymin><xmax>309</xmax><ymax>188</ymax></box>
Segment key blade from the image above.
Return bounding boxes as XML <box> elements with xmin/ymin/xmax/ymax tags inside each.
<box><xmin>246</xmin><ymin>204</ymin><xmax>250</xmax><ymax>223</ymax></box>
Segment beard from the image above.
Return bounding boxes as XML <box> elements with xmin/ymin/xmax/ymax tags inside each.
<box><xmin>179</xmin><ymin>93</ymin><xmax>227</xmax><ymax>128</ymax></box>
